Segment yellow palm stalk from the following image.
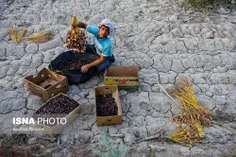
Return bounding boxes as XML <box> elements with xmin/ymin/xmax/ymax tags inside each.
<box><xmin>168</xmin><ymin>76</ymin><xmax>213</xmax><ymax>147</ymax></box>
<box><xmin>195</xmin><ymin>123</ymin><xmax>205</xmax><ymax>138</ymax></box>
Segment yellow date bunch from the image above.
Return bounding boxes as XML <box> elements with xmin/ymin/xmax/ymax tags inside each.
<box><xmin>66</xmin><ymin>16</ymin><xmax>86</xmax><ymax>53</ymax></box>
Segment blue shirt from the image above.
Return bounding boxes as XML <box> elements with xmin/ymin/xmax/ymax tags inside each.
<box><xmin>86</xmin><ymin>25</ymin><xmax>112</xmax><ymax>57</ymax></box>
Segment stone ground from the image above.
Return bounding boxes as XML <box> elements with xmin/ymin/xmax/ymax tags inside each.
<box><xmin>0</xmin><ymin>0</ymin><xmax>236</xmax><ymax>156</ymax></box>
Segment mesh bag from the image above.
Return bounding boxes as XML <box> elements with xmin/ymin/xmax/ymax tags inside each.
<box><xmin>48</xmin><ymin>50</ymin><xmax>97</xmax><ymax>84</ymax></box>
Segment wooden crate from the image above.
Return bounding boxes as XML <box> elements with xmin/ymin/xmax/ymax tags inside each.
<box><xmin>32</xmin><ymin>93</ymin><xmax>81</xmax><ymax>137</ymax></box>
<box><xmin>95</xmin><ymin>85</ymin><xmax>122</xmax><ymax>126</ymax></box>
<box><xmin>104</xmin><ymin>66</ymin><xmax>139</xmax><ymax>90</ymax></box>
<box><xmin>24</xmin><ymin>68</ymin><xmax>68</xmax><ymax>101</ymax></box>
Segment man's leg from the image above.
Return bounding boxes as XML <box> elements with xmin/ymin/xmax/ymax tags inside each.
<box><xmin>110</xmin><ymin>55</ymin><xmax>115</xmax><ymax>63</ymax></box>
<box><xmin>97</xmin><ymin>59</ymin><xmax>112</xmax><ymax>72</ymax></box>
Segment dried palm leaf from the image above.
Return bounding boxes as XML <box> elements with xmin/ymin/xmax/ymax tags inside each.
<box><xmin>16</xmin><ymin>29</ymin><xmax>27</xmax><ymax>44</ymax></box>
<box><xmin>8</xmin><ymin>28</ymin><xmax>28</xmax><ymax>44</ymax></box>
<box><xmin>26</xmin><ymin>31</ymin><xmax>53</xmax><ymax>43</ymax></box>
<box><xmin>8</xmin><ymin>29</ymin><xmax>17</xmax><ymax>44</ymax></box>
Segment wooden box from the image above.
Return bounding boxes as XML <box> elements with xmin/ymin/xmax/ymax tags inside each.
<box><xmin>24</xmin><ymin>68</ymin><xmax>68</xmax><ymax>101</ymax></box>
<box><xmin>95</xmin><ymin>85</ymin><xmax>122</xmax><ymax>126</ymax></box>
<box><xmin>32</xmin><ymin>93</ymin><xmax>81</xmax><ymax>137</ymax></box>
<box><xmin>104</xmin><ymin>66</ymin><xmax>139</xmax><ymax>90</ymax></box>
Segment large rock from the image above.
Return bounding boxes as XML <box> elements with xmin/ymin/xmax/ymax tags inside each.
<box><xmin>171</xmin><ymin>59</ymin><xmax>186</xmax><ymax>73</ymax></box>
<box><xmin>25</xmin><ymin>44</ymin><xmax>38</xmax><ymax>54</ymax></box>
<box><xmin>209</xmin><ymin>73</ymin><xmax>236</xmax><ymax>84</ymax></box>
<box><xmin>42</xmin><ymin>49</ymin><xmax>55</xmax><ymax>63</ymax></box>
<box><xmin>149</xmin><ymin>93</ymin><xmax>171</xmax><ymax>113</ymax></box>
<box><xmin>30</xmin><ymin>53</ymin><xmax>43</xmax><ymax>67</ymax></box>
<box><xmin>198</xmin><ymin>39</ymin><xmax>215</xmax><ymax>51</ymax></box>
<box><xmin>0</xmin><ymin>90</ymin><xmax>18</xmax><ymax>101</ymax></box>
<box><xmin>153</xmin><ymin>55</ymin><xmax>173</xmax><ymax>72</ymax></box>
<box><xmin>141</xmin><ymin>72</ymin><xmax>159</xmax><ymax>85</ymax></box>
<box><xmin>39</xmin><ymin>38</ymin><xmax>64</xmax><ymax>51</ymax></box>
<box><xmin>21</xmin><ymin>55</ymin><xmax>32</xmax><ymax>66</ymax></box>
<box><xmin>183</xmin><ymin>38</ymin><xmax>198</xmax><ymax>50</ymax></box>
<box><xmin>6</xmin><ymin>45</ymin><xmax>25</xmax><ymax>59</ymax></box>
<box><xmin>26</xmin><ymin>94</ymin><xmax>44</xmax><ymax>110</ymax></box>
<box><xmin>182</xmin><ymin>55</ymin><xmax>203</xmax><ymax>68</ymax></box>
<box><xmin>0</xmin><ymin>61</ymin><xmax>10</xmax><ymax>79</ymax></box>
<box><xmin>196</xmin><ymin>95</ymin><xmax>215</xmax><ymax>110</ymax></box>
<box><xmin>171</xmin><ymin>28</ymin><xmax>183</xmax><ymax>38</ymax></box>
<box><xmin>159</xmin><ymin>71</ymin><xmax>177</xmax><ymax>84</ymax></box>
<box><xmin>123</xmin><ymin>133</ymin><xmax>136</xmax><ymax>145</ymax></box>
<box><xmin>0</xmin><ymin>97</ymin><xmax>26</xmax><ymax>114</ymax></box>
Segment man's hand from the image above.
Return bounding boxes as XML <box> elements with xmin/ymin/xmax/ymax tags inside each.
<box><xmin>76</xmin><ymin>22</ymin><xmax>88</xmax><ymax>29</ymax></box>
<box><xmin>81</xmin><ymin>65</ymin><xmax>89</xmax><ymax>73</ymax></box>
<box><xmin>71</xmin><ymin>48</ymin><xmax>79</xmax><ymax>52</ymax></box>
<box><xmin>66</xmin><ymin>31</ymin><xmax>71</xmax><ymax>40</ymax></box>
<box><xmin>80</xmin><ymin>55</ymin><xmax>106</xmax><ymax>73</ymax></box>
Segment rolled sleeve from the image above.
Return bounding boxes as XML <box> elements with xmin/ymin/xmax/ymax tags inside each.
<box><xmin>86</xmin><ymin>25</ymin><xmax>99</xmax><ymax>36</ymax></box>
<box><xmin>101</xmin><ymin>45</ymin><xmax>111</xmax><ymax>57</ymax></box>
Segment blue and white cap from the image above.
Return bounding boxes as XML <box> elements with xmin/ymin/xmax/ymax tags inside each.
<box><xmin>99</xmin><ymin>19</ymin><xmax>116</xmax><ymax>37</ymax></box>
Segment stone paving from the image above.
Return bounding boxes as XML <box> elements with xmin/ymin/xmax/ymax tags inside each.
<box><xmin>0</xmin><ymin>0</ymin><xmax>236</xmax><ymax>156</ymax></box>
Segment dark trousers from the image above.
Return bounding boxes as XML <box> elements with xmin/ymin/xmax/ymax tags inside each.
<box><xmin>86</xmin><ymin>44</ymin><xmax>115</xmax><ymax>72</ymax></box>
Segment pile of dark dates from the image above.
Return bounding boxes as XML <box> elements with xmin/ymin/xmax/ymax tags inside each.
<box><xmin>57</xmin><ymin>59</ymin><xmax>89</xmax><ymax>71</ymax></box>
<box><xmin>96</xmin><ymin>94</ymin><xmax>118</xmax><ymax>116</ymax></box>
<box><xmin>33</xmin><ymin>94</ymin><xmax>79</xmax><ymax>126</ymax></box>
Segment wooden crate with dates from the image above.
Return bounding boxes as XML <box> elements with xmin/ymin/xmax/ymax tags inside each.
<box><xmin>32</xmin><ymin>93</ymin><xmax>81</xmax><ymax>137</ymax></box>
<box><xmin>95</xmin><ymin>85</ymin><xmax>122</xmax><ymax>126</ymax></box>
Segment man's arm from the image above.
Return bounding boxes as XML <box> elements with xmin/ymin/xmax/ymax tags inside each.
<box><xmin>81</xmin><ymin>55</ymin><xmax>106</xmax><ymax>73</ymax></box>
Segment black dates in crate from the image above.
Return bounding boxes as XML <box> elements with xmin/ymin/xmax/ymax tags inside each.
<box><xmin>34</xmin><ymin>94</ymin><xmax>79</xmax><ymax>115</ymax></box>
<box><xmin>57</xmin><ymin>59</ymin><xmax>89</xmax><ymax>71</ymax></box>
<box><xmin>96</xmin><ymin>94</ymin><xmax>118</xmax><ymax>116</ymax></box>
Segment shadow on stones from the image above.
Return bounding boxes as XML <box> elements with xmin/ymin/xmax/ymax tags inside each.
<box><xmin>214</xmin><ymin>110</ymin><xmax>236</xmax><ymax>122</ymax></box>
<box><xmin>3</xmin><ymin>0</ymin><xmax>15</xmax><ymax>5</ymax></box>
